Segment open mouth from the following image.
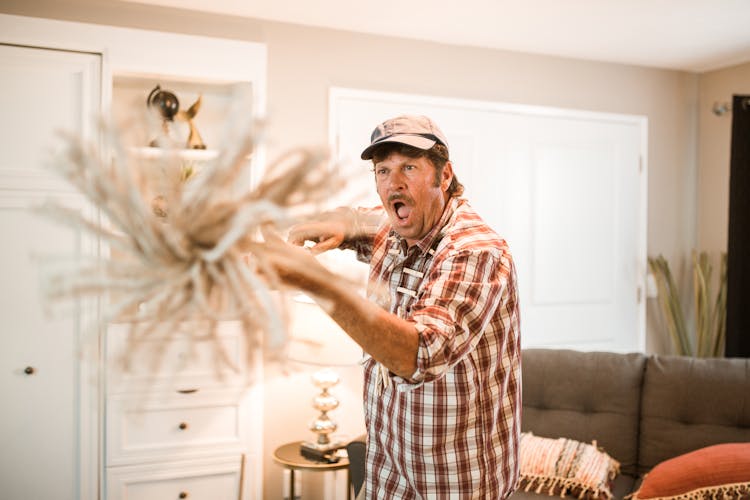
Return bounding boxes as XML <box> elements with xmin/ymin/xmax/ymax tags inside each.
<box><xmin>393</xmin><ymin>201</ymin><xmax>411</xmax><ymax>221</ymax></box>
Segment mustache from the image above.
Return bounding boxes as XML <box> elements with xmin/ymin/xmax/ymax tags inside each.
<box><xmin>387</xmin><ymin>193</ymin><xmax>414</xmax><ymax>205</ymax></box>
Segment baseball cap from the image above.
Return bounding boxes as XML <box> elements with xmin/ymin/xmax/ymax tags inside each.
<box><xmin>360</xmin><ymin>115</ymin><xmax>449</xmax><ymax>160</ymax></box>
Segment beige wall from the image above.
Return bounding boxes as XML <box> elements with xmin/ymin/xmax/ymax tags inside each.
<box><xmin>697</xmin><ymin>61</ymin><xmax>750</xmax><ymax>254</ymax></box>
<box><xmin>3</xmin><ymin>0</ymin><xmax>743</xmax><ymax>498</ymax></box>
<box><xmin>0</xmin><ymin>0</ymin><xmax>701</xmax><ymax>257</ymax></box>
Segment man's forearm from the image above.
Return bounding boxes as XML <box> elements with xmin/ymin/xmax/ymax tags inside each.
<box><xmin>334</xmin><ymin>207</ymin><xmax>385</xmax><ymax>248</ymax></box>
<box><xmin>312</xmin><ymin>275</ymin><xmax>419</xmax><ymax>379</ymax></box>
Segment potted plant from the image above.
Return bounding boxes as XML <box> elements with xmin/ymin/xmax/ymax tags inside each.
<box><xmin>648</xmin><ymin>251</ymin><xmax>727</xmax><ymax>357</ymax></box>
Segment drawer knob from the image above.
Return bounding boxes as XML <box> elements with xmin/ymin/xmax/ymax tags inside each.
<box><xmin>178</xmin><ymin>492</ymin><xmax>189</xmax><ymax>499</ymax></box>
<box><xmin>178</xmin><ymin>422</ymin><xmax>189</xmax><ymax>430</ymax></box>
<box><xmin>24</xmin><ymin>366</ymin><xmax>35</xmax><ymax>375</ymax></box>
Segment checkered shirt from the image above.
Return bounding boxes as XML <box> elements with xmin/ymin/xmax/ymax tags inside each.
<box><xmin>348</xmin><ymin>197</ymin><xmax>522</xmax><ymax>499</ymax></box>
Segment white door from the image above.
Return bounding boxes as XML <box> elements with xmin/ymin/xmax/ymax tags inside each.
<box><xmin>0</xmin><ymin>43</ymin><xmax>101</xmax><ymax>500</ymax></box>
<box><xmin>330</xmin><ymin>88</ymin><xmax>647</xmax><ymax>352</ymax></box>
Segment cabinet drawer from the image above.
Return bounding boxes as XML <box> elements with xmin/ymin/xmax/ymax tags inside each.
<box><xmin>106</xmin><ymin>456</ymin><xmax>246</xmax><ymax>500</ymax></box>
<box><xmin>107</xmin><ymin>390</ymin><xmax>248</xmax><ymax>466</ymax></box>
<box><xmin>107</xmin><ymin>321</ymin><xmax>250</xmax><ymax>392</ymax></box>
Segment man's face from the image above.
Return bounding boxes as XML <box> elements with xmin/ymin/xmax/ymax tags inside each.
<box><xmin>374</xmin><ymin>152</ymin><xmax>453</xmax><ymax>246</ymax></box>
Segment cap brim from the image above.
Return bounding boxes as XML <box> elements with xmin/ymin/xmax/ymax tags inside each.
<box><xmin>360</xmin><ymin>134</ymin><xmax>437</xmax><ymax>160</ymax></box>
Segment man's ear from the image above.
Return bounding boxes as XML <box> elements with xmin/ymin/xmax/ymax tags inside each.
<box><xmin>441</xmin><ymin>161</ymin><xmax>454</xmax><ymax>191</ymax></box>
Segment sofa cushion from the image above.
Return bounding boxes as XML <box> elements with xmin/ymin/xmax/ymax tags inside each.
<box><xmin>518</xmin><ymin>432</ymin><xmax>620</xmax><ymax>500</ymax></box>
<box><xmin>638</xmin><ymin>355</ymin><xmax>750</xmax><ymax>474</ymax></box>
<box><xmin>521</xmin><ymin>349</ymin><xmax>646</xmax><ymax>476</ymax></box>
<box><xmin>628</xmin><ymin>443</ymin><xmax>750</xmax><ymax>499</ymax></box>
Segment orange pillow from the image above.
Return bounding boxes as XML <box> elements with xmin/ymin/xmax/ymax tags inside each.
<box><xmin>629</xmin><ymin>443</ymin><xmax>750</xmax><ymax>499</ymax></box>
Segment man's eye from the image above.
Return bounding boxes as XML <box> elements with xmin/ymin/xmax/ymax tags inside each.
<box><xmin>376</xmin><ymin>168</ymin><xmax>388</xmax><ymax>175</ymax></box>
<box><xmin>404</xmin><ymin>164</ymin><xmax>416</xmax><ymax>171</ymax></box>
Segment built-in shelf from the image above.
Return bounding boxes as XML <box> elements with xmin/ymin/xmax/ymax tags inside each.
<box><xmin>128</xmin><ymin>146</ymin><xmax>220</xmax><ymax>161</ymax></box>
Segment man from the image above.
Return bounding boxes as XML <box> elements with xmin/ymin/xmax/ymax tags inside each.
<box><xmin>263</xmin><ymin>115</ymin><xmax>521</xmax><ymax>498</ymax></box>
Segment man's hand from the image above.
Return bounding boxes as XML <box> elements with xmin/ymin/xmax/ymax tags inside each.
<box><xmin>287</xmin><ymin>207</ymin><xmax>385</xmax><ymax>255</ymax></box>
<box><xmin>287</xmin><ymin>219</ymin><xmax>347</xmax><ymax>255</ymax></box>
<box><xmin>259</xmin><ymin>227</ymin><xmax>334</xmax><ymax>292</ymax></box>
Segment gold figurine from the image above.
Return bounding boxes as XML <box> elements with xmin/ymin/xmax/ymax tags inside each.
<box><xmin>177</xmin><ymin>95</ymin><xmax>206</xmax><ymax>150</ymax></box>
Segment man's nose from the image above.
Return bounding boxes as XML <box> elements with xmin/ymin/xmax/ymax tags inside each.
<box><xmin>387</xmin><ymin>168</ymin><xmax>407</xmax><ymax>188</ymax></box>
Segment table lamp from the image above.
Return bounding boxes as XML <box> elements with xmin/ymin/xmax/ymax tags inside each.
<box><xmin>287</xmin><ymin>294</ymin><xmax>363</xmax><ymax>461</ymax></box>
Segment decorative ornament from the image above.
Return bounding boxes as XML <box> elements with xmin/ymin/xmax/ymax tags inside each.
<box><xmin>147</xmin><ymin>85</ymin><xmax>180</xmax><ymax>147</ymax></box>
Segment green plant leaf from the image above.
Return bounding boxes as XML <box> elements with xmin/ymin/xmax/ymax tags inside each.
<box><xmin>649</xmin><ymin>251</ymin><xmax>727</xmax><ymax>357</ymax></box>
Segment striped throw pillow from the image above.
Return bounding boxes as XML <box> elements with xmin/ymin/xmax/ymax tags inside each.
<box><xmin>519</xmin><ymin>432</ymin><xmax>620</xmax><ymax>500</ymax></box>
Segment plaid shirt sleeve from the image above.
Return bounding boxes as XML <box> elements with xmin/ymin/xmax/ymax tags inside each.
<box><xmin>409</xmin><ymin>245</ymin><xmax>511</xmax><ymax>383</ymax></box>
<box><xmin>336</xmin><ymin>206</ymin><xmax>386</xmax><ymax>262</ymax></box>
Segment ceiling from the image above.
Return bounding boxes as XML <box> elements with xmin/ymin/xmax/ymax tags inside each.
<box><xmin>123</xmin><ymin>0</ymin><xmax>750</xmax><ymax>72</ymax></box>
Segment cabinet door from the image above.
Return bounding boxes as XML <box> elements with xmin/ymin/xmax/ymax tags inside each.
<box><xmin>0</xmin><ymin>44</ymin><xmax>101</xmax><ymax>500</ymax></box>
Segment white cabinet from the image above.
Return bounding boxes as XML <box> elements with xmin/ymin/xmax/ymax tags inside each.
<box><xmin>106</xmin><ymin>322</ymin><xmax>262</xmax><ymax>500</ymax></box>
<box><xmin>1</xmin><ymin>13</ymin><xmax>267</xmax><ymax>500</ymax></box>
<box><xmin>106</xmin><ymin>321</ymin><xmax>250</xmax><ymax>393</ymax></box>
<box><xmin>107</xmin><ymin>391</ymin><xmax>246</xmax><ymax>464</ymax></box>
<box><xmin>0</xmin><ymin>42</ymin><xmax>102</xmax><ymax>500</ymax></box>
<box><xmin>107</xmin><ymin>456</ymin><xmax>245</xmax><ymax>500</ymax></box>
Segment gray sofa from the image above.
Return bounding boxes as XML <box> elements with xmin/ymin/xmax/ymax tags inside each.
<box><xmin>513</xmin><ymin>348</ymin><xmax>750</xmax><ymax>499</ymax></box>
<box><xmin>348</xmin><ymin>348</ymin><xmax>750</xmax><ymax>498</ymax></box>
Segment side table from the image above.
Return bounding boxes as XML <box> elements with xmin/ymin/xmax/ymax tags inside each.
<box><xmin>273</xmin><ymin>441</ymin><xmax>351</xmax><ymax>500</ymax></box>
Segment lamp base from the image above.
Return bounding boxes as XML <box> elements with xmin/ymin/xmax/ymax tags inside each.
<box><xmin>299</xmin><ymin>441</ymin><xmax>342</xmax><ymax>463</ymax></box>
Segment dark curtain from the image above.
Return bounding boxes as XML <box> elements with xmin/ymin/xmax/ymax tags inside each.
<box><xmin>726</xmin><ymin>95</ymin><xmax>750</xmax><ymax>357</ymax></box>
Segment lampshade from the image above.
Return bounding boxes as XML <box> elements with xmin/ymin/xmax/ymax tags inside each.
<box><xmin>286</xmin><ymin>293</ymin><xmax>363</xmax><ymax>368</ymax></box>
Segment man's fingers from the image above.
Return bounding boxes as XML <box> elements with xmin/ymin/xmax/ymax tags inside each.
<box><xmin>309</xmin><ymin>234</ymin><xmax>344</xmax><ymax>255</ymax></box>
<box><xmin>287</xmin><ymin>223</ymin><xmax>320</xmax><ymax>246</ymax></box>
<box><xmin>287</xmin><ymin>220</ymin><xmax>346</xmax><ymax>253</ymax></box>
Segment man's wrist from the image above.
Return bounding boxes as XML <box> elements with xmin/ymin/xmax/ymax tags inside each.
<box><xmin>329</xmin><ymin>207</ymin><xmax>364</xmax><ymax>239</ymax></box>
